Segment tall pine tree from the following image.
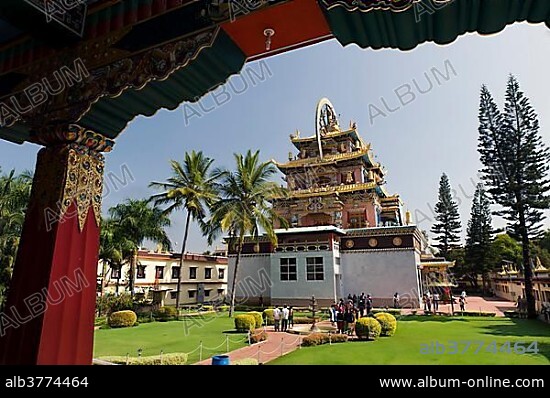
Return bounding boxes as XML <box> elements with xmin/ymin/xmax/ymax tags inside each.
<box><xmin>465</xmin><ymin>183</ymin><xmax>494</xmax><ymax>291</ymax></box>
<box><xmin>478</xmin><ymin>75</ymin><xmax>550</xmax><ymax>318</ymax></box>
<box><xmin>431</xmin><ymin>173</ymin><xmax>462</xmax><ymax>258</ymax></box>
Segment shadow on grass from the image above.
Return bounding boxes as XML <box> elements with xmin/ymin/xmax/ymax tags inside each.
<box><xmin>480</xmin><ymin>318</ymin><xmax>550</xmax><ymax>362</ymax></box>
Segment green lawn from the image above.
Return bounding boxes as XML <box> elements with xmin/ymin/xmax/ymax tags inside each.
<box><xmin>272</xmin><ymin>316</ymin><xmax>550</xmax><ymax>365</ymax></box>
<box><xmin>94</xmin><ymin>315</ymin><xmax>247</xmax><ymax>363</ymax></box>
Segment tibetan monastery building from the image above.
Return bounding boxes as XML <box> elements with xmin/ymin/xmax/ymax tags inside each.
<box><xmin>227</xmin><ymin>99</ymin><xmax>451</xmax><ymax>308</ymax></box>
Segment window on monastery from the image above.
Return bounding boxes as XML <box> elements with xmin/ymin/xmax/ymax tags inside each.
<box><xmin>280</xmin><ymin>258</ymin><xmax>297</xmax><ymax>281</ymax></box>
<box><xmin>189</xmin><ymin>267</ymin><xmax>197</xmax><ymax>279</ymax></box>
<box><xmin>111</xmin><ymin>266</ymin><xmax>121</xmax><ymax>279</ymax></box>
<box><xmin>205</xmin><ymin>268</ymin><xmax>212</xmax><ymax>279</ymax></box>
<box><xmin>155</xmin><ymin>266</ymin><xmax>164</xmax><ymax>279</ymax></box>
<box><xmin>348</xmin><ymin>212</ymin><xmax>366</xmax><ymax>228</ymax></box>
<box><xmin>205</xmin><ymin>289</ymin><xmax>211</xmax><ymax>297</ymax></box>
<box><xmin>170</xmin><ymin>292</ymin><xmax>177</xmax><ymax>300</ymax></box>
<box><xmin>218</xmin><ymin>268</ymin><xmax>225</xmax><ymax>279</ymax></box>
<box><xmin>188</xmin><ymin>290</ymin><xmax>196</xmax><ymax>298</ymax></box>
<box><xmin>171</xmin><ymin>266</ymin><xmax>180</xmax><ymax>279</ymax></box>
<box><xmin>136</xmin><ymin>265</ymin><xmax>146</xmax><ymax>279</ymax></box>
<box><xmin>306</xmin><ymin>257</ymin><xmax>324</xmax><ymax>281</ymax></box>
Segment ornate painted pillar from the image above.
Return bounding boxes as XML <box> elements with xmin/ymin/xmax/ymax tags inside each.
<box><xmin>0</xmin><ymin>125</ymin><xmax>113</xmax><ymax>365</ymax></box>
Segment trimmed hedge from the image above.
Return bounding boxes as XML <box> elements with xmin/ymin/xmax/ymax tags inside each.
<box><xmin>372</xmin><ymin>308</ymin><xmax>402</xmax><ymax>316</ymax></box>
<box><xmin>504</xmin><ymin>310</ymin><xmax>519</xmax><ymax>318</ymax></box>
<box><xmin>233</xmin><ymin>358</ymin><xmax>259</xmax><ymax>365</ymax></box>
<box><xmin>99</xmin><ymin>353</ymin><xmax>187</xmax><ymax>365</ymax></box>
<box><xmin>293</xmin><ymin>317</ymin><xmax>321</xmax><ymax>324</ymax></box>
<box><xmin>250</xmin><ymin>328</ymin><xmax>268</xmax><ymax>344</ymax></box>
<box><xmin>153</xmin><ymin>306</ymin><xmax>178</xmax><ymax>322</ymax></box>
<box><xmin>247</xmin><ymin>311</ymin><xmax>264</xmax><ymax>328</ymax></box>
<box><xmin>262</xmin><ymin>308</ymin><xmax>274</xmax><ymax>325</ymax></box>
<box><xmin>374</xmin><ymin>312</ymin><xmax>397</xmax><ymax>336</ymax></box>
<box><xmin>234</xmin><ymin>314</ymin><xmax>256</xmax><ymax>332</ymax></box>
<box><xmin>201</xmin><ymin>305</ymin><xmax>214</xmax><ymax>312</ymax></box>
<box><xmin>301</xmin><ymin>333</ymin><xmax>348</xmax><ymax>347</ymax></box>
<box><xmin>454</xmin><ymin>311</ymin><xmax>496</xmax><ymax>317</ymax></box>
<box><xmin>108</xmin><ymin>310</ymin><xmax>137</xmax><ymax>328</ymax></box>
<box><xmin>355</xmin><ymin>317</ymin><xmax>381</xmax><ymax>340</ymax></box>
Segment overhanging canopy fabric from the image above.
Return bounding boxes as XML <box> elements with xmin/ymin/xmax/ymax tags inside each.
<box><xmin>1</xmin><ymin>0</ymin><xmax>550</xmax><ymax>145</ymax></box>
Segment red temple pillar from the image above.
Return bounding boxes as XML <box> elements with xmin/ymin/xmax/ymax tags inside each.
<box><xmin>0</xmin><ymin>125</ymin><xmax>113</xmax><ymax>365</ymax></box>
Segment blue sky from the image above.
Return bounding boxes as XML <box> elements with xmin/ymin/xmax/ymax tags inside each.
<box><xmin>1</xmin><ymin>22</ymin><xmax>549</xmax><ymax>253</ymax></box>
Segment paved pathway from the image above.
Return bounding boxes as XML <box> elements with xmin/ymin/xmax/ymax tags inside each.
<box><xmin>195</xmin><ymin>330</ymin><xmax>302</xmax><ymax>365</ymax></box>
<box><xmin>404</xmin><ymin>295</ymin><xmax>516</xmax><ymax>316</ymax></box>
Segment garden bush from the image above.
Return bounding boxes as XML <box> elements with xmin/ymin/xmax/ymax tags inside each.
<box><xmin>262</xmin><ymin>308</ymin><xmax>274</xmax><ymax>325</ymax></box>
<box><xmin>96</xmin><ymin>293</ymin><xmax>133</xmax><ymax>315</ymax></box>
<box><xmin>232</xmin><ymin>358</ymin><xmax>259</xmax><ymax>365</ymax></box>
<box><xmin>217</xmin><ymin>305</ymin><xmax>230</xmax><ymax>312</ymax></box>
<box><xmin>374</xmin><ymin>312</ymin><xmax>397</xmax><ymax>336</ymax></box>
<box><xmin>504</xmin><ymin>310</ymin><xmax>519</xmax><ymax>318</ymax></box>
<box><xmin>201</xmin><ymin>305</ymin><xmax>214</xmax><ymax>312</ymax></box>
<box><xmin>99</xmin><ymin>353</ymin><xmax>187</xmax><ymax>365</ymax></box>
<box><xmin>301</xmin><ymin>333</ymin><xmax>348</xmax><ymax>347</ymax></box>
<box><xmin>454</xmin><ymin>311</ymin><xmax>496</xmax><ymax>317</ymax></box>
<box><xmin>234</xmin><ymin>314</ymin><xmax>256</xmax><ymax>332</ymax></box>
<box><xmin>250</xmin><ymin>328</ymin><xmax>268</xmax><ymax>344</ymax></box>
<box><xmin>293</xmin><ymin>317</ymin><xmax>321</xmax><ymax>324</ymax></box>
<box><xmin>137</xmin><ymin>314</ymin><xmax>155</xmax><ymax>324</ymax></box>
<box><xmin>355</xmin><ymin>317</ymin><xmax>381</xmax><ymax>340</ymax></box>
<box><xmin>153</xmin><ymin>306</ymin><xmax>178</xmax><ymax>321</ymax></box>
<box><xmin>247</xmin><ymin>311</ymin><xmax>264</xmax><ymax>328</ymax></box>
<box><xmin>371</xmin><ymin>308</ymin><xmax>402</xmax><ymax>316</ymax></box>
<box><xmin>108</xmin><ymin>310</ymin><xmax>137</xmax><ymax>328</ymax></box>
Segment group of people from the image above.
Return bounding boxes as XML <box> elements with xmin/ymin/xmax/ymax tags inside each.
<box><xmin>272</xmin><ymin>305</ymin><xmax>294</xmax><ymax>332</ymax></box>
<box><xmin>328</xmin><ymin>292</ymin><xmax>374</xmax><ymax>335</ymax></box>
<box><xmin>422</xmin><ymin>290</ymin><xmax>467</xmax><ymax>313</ymax></box>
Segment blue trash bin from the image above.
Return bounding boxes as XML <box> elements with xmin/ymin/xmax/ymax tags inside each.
<box><xmin>212</xmin><ymin>355</ymin><xmax>230</xmax><ymax>365</ymax></box>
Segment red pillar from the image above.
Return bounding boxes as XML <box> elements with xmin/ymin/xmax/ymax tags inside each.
<box><xmin>0</xmin><ymin>126</ymin><xmax>112</xmax><ymax>365</ymax></box>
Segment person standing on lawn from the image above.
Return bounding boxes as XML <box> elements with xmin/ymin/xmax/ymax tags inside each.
<box><xmin>273</xmin><ymin>306</ymin><xmax>281</xmax><ymax>332</ymax></box>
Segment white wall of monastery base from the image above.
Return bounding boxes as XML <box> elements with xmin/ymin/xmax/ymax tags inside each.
<box><xmin>341</xmin><ymin>249</ymin><xmax>421</xmax><ymax>308</ymax></box>
<box><xmin>228</xmin><ymin>254</ymin><xmax>272</xmax><ymax>305</ymax></box>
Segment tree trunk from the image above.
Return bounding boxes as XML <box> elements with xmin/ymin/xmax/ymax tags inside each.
<box><xmin>129</xmin><ymin>249</ymin><xmax>137</xmax><ymax>299</ymax></box>
<box><xmin>98</xmin><ymin>260</ymin><xmax>108</xmax><ymax>316</ymax></box>
<box><xmin>176</xmin><ymin>213</ymin><xmax>191</xmax><ymax>311</ymax></box>
<box><xmin>229</xmin><ymin>235</ymin><xmax>244</xmax><ymax>318</ymax></box>
<box><xmin>518</xmin><ymin>208</ymin><xmax>537</xmax><ymax>319</ymax></box>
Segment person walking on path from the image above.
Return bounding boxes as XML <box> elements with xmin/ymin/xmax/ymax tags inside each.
<box><xmin>281</xmin><ymin>305</ymin><xmax>289</xmax><ymax>332</ymax></box>
<box><xmin>288</xmin><ymin>306</ymin><xmax>294</xmax><ymax>329</ymax></box>
<box><xmin>366</xmin><ymin>294</ymin><xmax>373</xmax><ymax>315</ymax></box>
<box><xmin>393</xmin><ymin>292</ymin><xmax>400</xmax><ymax>309</ymax></box>
<box><xmin>459</xmin><ymin>296</ymin><xmax>466</xmax><ymax>312</ymax></box>
<box><xmin>433</xmin><ymin>292</ymin><xmax>439</xmax><ymax>312</ymax></box>
<box><xmin>273</xmin><ymin>306</ymin><xmax>281</xmax><ymax>332</ymax></box>
<box><xmin>358</xmin><ymin>293</ymin><xmax>366</xmax><ymax>318</ymax></box>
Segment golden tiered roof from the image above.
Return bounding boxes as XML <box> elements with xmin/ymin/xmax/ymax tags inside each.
<box><xmin>290</xmin><ymin>127</ymin><xmax>358</xmax><ymax>143</ymax></box>
<box><xmin>273</xmin><ymin>146</ymin><xmax>376</xmax><ymax>169</ymax></box>
<box><xmin>273</xmin><ymin>181</ymin><xmax>378</xmax><ymax>199</ymax></box>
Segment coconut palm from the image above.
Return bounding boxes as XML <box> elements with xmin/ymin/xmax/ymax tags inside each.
<box><xmin>149</xmin><ymin>151</ymin><xmax>222</xmax><ymax>309</ymax></box>
<box><xmin>106</xmin><ymin>199</ymin><xmax>172</xmax><ymax>297</ymax></box>
<box><xmin>206</xmin><ymin>150</ymin><xmax>288</xmax><ymax>317</ymax></box>
<box><xmin>0</xmin><ymin>168</ymin><xmax>32</xmax><ymax>308</ymax></box>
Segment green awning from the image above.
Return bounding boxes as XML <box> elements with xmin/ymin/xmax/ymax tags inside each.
<box><xmin>320</xmin><ymin>0</ymin><xmax>550</xmax><ymax>50</ymax></box>
<box><xmin>78</xmin><ymin>30</ymin><xmax>246</xmax><ymax>138</ymax></box>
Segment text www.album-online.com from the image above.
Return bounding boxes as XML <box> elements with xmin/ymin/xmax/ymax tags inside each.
<box><xmin>379</xmin><ymin>376</ymin><xmax>545</xmax><ymax>388</ymax></box>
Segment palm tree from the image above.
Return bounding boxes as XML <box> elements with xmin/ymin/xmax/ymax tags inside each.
<box><xmin>149</xmin><ymin>151</ymin><xmax>222</xmax><ymax>309</ymax></box>
<box><xmin>106</xmin><ymin>199</ymin><xmax>172</xmax><ymax>298</ymax></box>
<box><xmin>0</xmin><ymin>169</ymin><xmax>32</xmax><ymax>308</ymax></box>
<box><xmin>98</xmin><ymin>218</ymin><xmax>134</xmax><ymax>298</ymax></box>
<box><xmin>206</xmin><ymin>150</ymin><xmax>287</xmax><ymax>317</ymax></box>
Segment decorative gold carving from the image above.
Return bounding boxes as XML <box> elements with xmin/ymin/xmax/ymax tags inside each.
<box><xmin>368</xmin><ymin>238</ymin><xmax>378</xmax><ymax>248</ymax></box>
<box><xmin>59</xmin><ymin>144</ymin><xmax>104</xmax><ymax>231</ymax></box>
<box><xmin>393</xmin><ymin>237</ymin><xmax>403</xmax><ymax>247</ymax></box>
<box><xmin>345</xmin><ymin>239</ymin><xmax>355</xmax><ymax>249</ymax></box>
